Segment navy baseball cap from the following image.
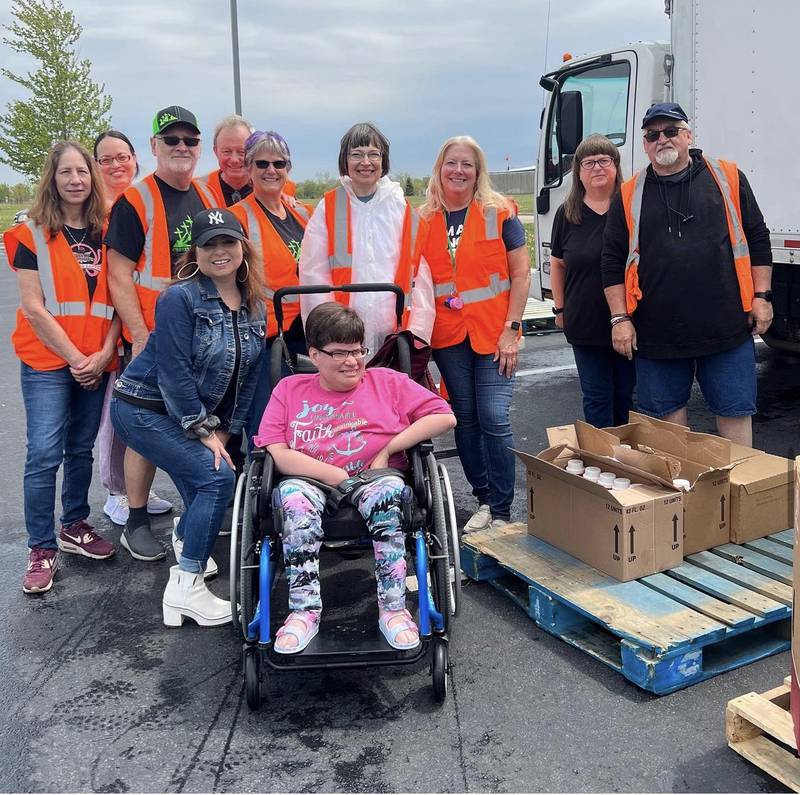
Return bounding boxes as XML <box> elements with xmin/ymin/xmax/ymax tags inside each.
<box><xmin>191</xmin><ymin>208</ymin><xmax>245</xmax><ymax>247</ymax></box>
<box><xmin>641</xmin><ymin>102</ymin><xmax>689</xmax><ymax>128</ymax></box>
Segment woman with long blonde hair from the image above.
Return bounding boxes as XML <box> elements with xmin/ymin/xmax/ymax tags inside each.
<box><xmin>419</xmin><ymin>135</ymin><xmax>531</xmax><ymax>534</ymax></box>
<box><xmin>4</xmin><ymin>140</ymin><xmax>121</xmax><ymax>594</ymax></box>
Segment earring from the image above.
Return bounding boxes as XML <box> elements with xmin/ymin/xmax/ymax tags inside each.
<box><xmin>237</xmin><ymin>259</ymin><xmax>250</xmax><ymax>283</ymax></box>
<box><xmin>176</xmin><ymin>261</ymin><xmax>199</xmax><ymax>280</ymax></box>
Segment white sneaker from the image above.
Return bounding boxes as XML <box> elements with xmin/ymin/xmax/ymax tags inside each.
<box><xmin>172</xmin><ymin>517</ymin><xmax>218</xmax><ymax>579</ymax></box>
<box><xmin>147</xmin><ymin>490</ymin><xmax>173</xmax><ymax>515</ymax></box>
<box><xmin>489</xmin><ymin>518</ymin><xmax>510</xmax><ymax>531</ymax></box>
<box><xmin>463</xmin><ymin>504</ymin><xmax>491</xmax><ymax>534</ymax></box>
<box><xmin>103</xmin><ymin>494</ymin><xmax>130</xmax><ymax>526</ymax></box>
<box><xmin>162</xmin><ymin>565</ymin><xmax>231</xmax><ymax>627</ymax></box>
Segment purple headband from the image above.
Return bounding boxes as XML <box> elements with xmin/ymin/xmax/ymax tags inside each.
<box><xmin>244</xmin><ymin>130</ymin><xmax>291</xmax><ymax>157</ymax></box>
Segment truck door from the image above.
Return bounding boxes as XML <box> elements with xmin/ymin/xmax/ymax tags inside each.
<box><xmin>534</xmin><ymin>54</ymin><xmax>636</xmax><ymax>300</ymax></box>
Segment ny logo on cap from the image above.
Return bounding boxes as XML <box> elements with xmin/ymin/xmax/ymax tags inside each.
<box><xmin>208</xmin><ymin>211</ymin><xmax>224</xmax><ymax>225</ymax></box>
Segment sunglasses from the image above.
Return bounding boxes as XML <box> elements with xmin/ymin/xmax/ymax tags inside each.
<box><xmin>157</xmin><ymin>134</ymin><xmax>200</xmax><ymax>147</ymax></box>
<box><xmin>254</xmin><ymin>159</ymin><xmax>288</xmax><ymax>170</ymax></box>
<box><xmin>643</xmin><ymin>127</ymin><xmax>685</xmax><ymax>143</ymax></box>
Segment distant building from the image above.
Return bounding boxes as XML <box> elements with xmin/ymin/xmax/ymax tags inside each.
<box><xmin>488</xmin><ymin>166</ymin><xmax>535</xmax><ymax>196</ymax></box>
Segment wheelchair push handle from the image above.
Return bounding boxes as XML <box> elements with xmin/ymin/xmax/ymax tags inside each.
<box><xmin>273</xmin><ymin>283</ymin><xmax>405</xmax><ymax>333</ymax></box>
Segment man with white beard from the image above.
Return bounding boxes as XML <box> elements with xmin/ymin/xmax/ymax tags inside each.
<box><xmin>600</xmin><ymin>103</ymin><xmax>773</xmax><ymax>446</ymax></box>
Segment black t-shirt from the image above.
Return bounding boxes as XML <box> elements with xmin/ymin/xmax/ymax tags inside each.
<box><xmin>257</xmin><ymin>199</ymin><xmax>305</xmax><ymax>263</ymax></box>
<box><xmin>214</xmin><ymin>307</ymin><xmax>241</xmax><ymax>427</ymax></box>
<box><xmin>550</xmin><ymin>204</ymin><xmax>611</xmax><ymax>346</ymax></box>
<box><xmin>105</xmin><ymin>175</ymin><xmax>207</xmax><ymax>275</ymax></box>
<box><xmin>444</xmin><ymin>207</ymin><xmax>527</xmax><ymax>251</ymax></box>
<box><xmin>14</xmin><ymin>226</ymin><xmax>102</xmax><ymax>301</ymax></box>
<box><xmin>220</xmin><ymin>176</ymin><xmax>252</xmax><ymax>207</ymax></box>
<box><xmin>601</xmin><ymin>149</ymin><xmax>772</xmax><ymax>359</ymax></box>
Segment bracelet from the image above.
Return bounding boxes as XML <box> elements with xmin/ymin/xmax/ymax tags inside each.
<box><xmin>610</xmin><ymin>315</ymin><xmax>632</xmax><ymax>327</ymax></box>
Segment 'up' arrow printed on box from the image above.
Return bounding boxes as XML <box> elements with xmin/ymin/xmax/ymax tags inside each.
<box><xmin>629</xmin><ymin>525</ymin><xmax>636</xmax><ymax>555</ymax></box>
<box><xmin>672</xmin><ymin>514</ymin><xmax>679</xmax><ymax>544</ymax></box>
<box><xmin>720</xmin><ymin>495</ymin><xmax>726</xmax><ymax>522</ymax></box>
<box><xmin>613</xmin><ymin>524</ymin><xmax>620</xmax><ymax>554</ymax></box>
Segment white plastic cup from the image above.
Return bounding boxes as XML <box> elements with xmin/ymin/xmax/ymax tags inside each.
<box><xmin>584</xmin><ymin>466</ymin><xmax>601</xmax><ymax>478</ymax></box>
<box><xmin>598</xmin><ymin>472</ymin><xmax>616</xmax><ymax>489</ymax></box>
<box><xmin>672</xmin><ymin>478</ymin><xmax>691</xmax><ymax>492</ymax></box>
<box><xmin>566</xmin><ymin>459</ymin><xmax>585</xmax><ymax>475</ymax></box>
<box><xmin>613</xmin><ymin>477</ymin><xmax>631</xmax><ymax>491</ymax></box>
<box><xmin>620</xmin><ymin>444</ymin><xmax>632</xmax><ymax>450</ymax></box>
<box><xmin>583</xmin><ymin>471</ymin><xmax>599</xmax><ymax>482</ymax></box>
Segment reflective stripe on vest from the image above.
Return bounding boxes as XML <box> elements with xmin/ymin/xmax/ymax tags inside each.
<box><xmin>705</xmin><ymin>157</ymin><xmax>750</xmax><ymax>260</ymax></box>
<box><xmin>131</xmin><ymin>182</ymin><xmax>171</xmax><ymax>292</ymax></box>
<box><xmin>624</xmin><ymin>170</ymin><xmax>646</xmax><ymax>274</ymax></box>
<box><xmin>484</xmin><ymin>206</ymin><xmax>500</xmax><ymax>240</ymax></box>
<box><xmin>328</xmin><ymin>186</ymin><xmax>352</xmax><ymax>269</ymax></box>
<box><xmin>433</xmin><ymin>272</ymin><xmax>510</xmax><ymax>303</ymax></box>
<box><xmin>292</xmin><ymin>204</ymin><xmax>310</xmax><ymax>223</ymax></box>
<box><xmin>28</xmin><ymin>222</ymin><xmax>116</xmax><ymax>319</ymax></box>
<box><xmin>194</xmin><ymin>180</ymin><xmax>217</xmax><ymax>207</ymax></box>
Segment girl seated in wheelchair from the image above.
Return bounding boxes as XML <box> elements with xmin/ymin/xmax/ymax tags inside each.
<box><xmin>254</xmin><ymin>302</ymin><xmax>455</xmax><ymax>653</ymax></box>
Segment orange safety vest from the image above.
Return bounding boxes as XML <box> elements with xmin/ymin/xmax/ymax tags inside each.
<box><xmin>198</xmin><ymin>169</ymin><xmax>298</xmax><ymax>207</ymax></box>
<box><xmin>230</xmin><ymin>195</ymin><xmax>311</xmax><ymax>337</ymax></box>
<box><xmin>422</xmin><ymin>200</ymin><xmax>512</xmax><ymax>354</ymax></box>
<box><xmin>119</xmin><ymin>173</ymin><xmax>215</xmax><ymax>331</ymax></box>
<box><xmin>323</xmin><ymin>185</ymin><xmax>420</xmax><ymax>329</ymax></box>
<box><xmin>621</xmin><ymin>156</ymin><xmax>754</xmax><ymax>315</ymax></box>
<box><xmin>4</xmin><ymin>220</ymin><xmax>118</xmax><ymax>371</ymax></box>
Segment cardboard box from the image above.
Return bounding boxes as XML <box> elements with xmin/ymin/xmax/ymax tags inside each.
<box><xmin>603</xmin><ymin>412</ymin><xmax>732</xmax><ymax>555</ymax></box>
<box><xmin>728</xmin><ymin>451</ymin><xmax>794</xmax><ymax>543</ymax></box>
<box><xmin>515</xmin><ymin>440</ymin><xmax>683</xmax><ymax>581</ymax></box>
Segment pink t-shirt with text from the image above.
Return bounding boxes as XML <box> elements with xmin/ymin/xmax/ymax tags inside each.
<box><xmin>254</xmin><ymin>367</ymin><xmax>452</xmax><ymax>473</ymax></box>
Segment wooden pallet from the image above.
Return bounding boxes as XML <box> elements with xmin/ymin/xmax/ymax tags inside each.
<box><xmin>727</xmin><ymin>677</ymin><xmax>800</xmax><ymax>792</ymax></box>
<box><xmin>461</xmin><ymin>524</ymin><xmax>792</xmax><ymax>694</ymax></box>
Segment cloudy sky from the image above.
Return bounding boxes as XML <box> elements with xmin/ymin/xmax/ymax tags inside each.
<box><xmin>0</xmin><ymin>0</ymin><xmax>668</xmax><ymax>184</ymax></box>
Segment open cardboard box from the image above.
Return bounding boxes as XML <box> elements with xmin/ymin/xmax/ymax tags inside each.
<box><xmin>602</xmin><ymin>412</ymin><xmax>732</xmax><ymax>554</ymax></box>
<box><xmin>515</xmin><ymin>426</ymin><xmax>683</xmax><ymax>581</ymax></box>
<box><xmin>608</xmin><ymin>412</ymin><xmax>792</xmax><ymax>545</ymax></box>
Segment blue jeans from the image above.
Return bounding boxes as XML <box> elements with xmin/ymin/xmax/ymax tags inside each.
<box><xmin>433</xmin><ymin>338</ymin><xmax>516</xmax><ymax>520</ymax></box>
<box><xmin>111</xmin><ymin>398</ymin><xmax>235</xmax><ymax>572</ymax></box>
<box><xmin>571</xmin><ymin>344</ymin><xmax>637</xmax><ymax>428</ymax></box>
<box><xmin>20</xmin><ymin>364</ymin><xmax>108</xmax><ymax>549</ymax></box>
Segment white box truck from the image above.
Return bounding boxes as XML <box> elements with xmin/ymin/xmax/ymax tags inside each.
<box><xmin>533</xmin><ymin>0</ymin><xmax>800</xmax><ymax>351</ymax></box>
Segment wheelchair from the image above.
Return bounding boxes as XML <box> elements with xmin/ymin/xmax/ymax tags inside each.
<box><xmin>229</xmin><ymin>284</ymin><xmax>462</xmax><ymax>710</ymax></box>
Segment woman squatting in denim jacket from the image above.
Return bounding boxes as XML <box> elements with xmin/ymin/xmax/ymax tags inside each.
<box><xmin>111</xmin><ymin>208</ymin><xmax>267</xmax><ymax>628</ymax></box>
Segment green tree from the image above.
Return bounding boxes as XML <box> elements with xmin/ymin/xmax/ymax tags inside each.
<box><xmin>404</xmin><ymin>176</ymin><xmax>415</xmax><ymax>196</ymax></box>
<box><xmin>0</xmin><ymin>0</ymin><xmax>112</xmax><ymax>180</ymax></box>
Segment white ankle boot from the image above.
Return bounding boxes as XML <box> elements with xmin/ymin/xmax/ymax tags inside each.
<box><xmin>162</xmin><ymin>565</ymin><xmax>232</xmax><ymax>627</ymax></box>
<box><xmin>172</xmin><ymin>517</ymin><xmax>218</xmax><ymax>578</ymax></box>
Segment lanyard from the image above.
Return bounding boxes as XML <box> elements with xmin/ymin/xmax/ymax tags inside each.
<box><xmin>443</xmin><ymin>206</ymin><xmax>469</xmax><ymax>309</ymax></box>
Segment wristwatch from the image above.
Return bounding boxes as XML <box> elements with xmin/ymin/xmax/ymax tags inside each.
<box><xmin>753</xmin><ymin>291</ymin><xmax>773</xmax><ymax>302</ymax></box>
<box><xmin>505</xmin><ymin>320</ymin><xmax>521</xmax><ymax>331</ymax></box>
<box><xmin>552</xmin><ymin>307</ymin><xmax>564</xmax><ymax>316</ymax></box>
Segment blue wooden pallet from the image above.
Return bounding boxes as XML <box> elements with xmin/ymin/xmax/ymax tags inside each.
<box><xmin>461</xmin><ymin>526</ymin><xmax>792</xmax><ymax>695</ymax></box>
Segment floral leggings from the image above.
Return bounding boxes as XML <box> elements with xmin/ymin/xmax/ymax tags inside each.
<box><xmin>277</xmin><ymin>475</ymin><xmax>408</xmax><ymax>613</ymax></box>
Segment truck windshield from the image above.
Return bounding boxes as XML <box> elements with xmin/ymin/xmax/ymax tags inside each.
<box><xmin>545</xmin><ymin>60</ymin><xmax>630</xmax><ymax>184</ymax></box>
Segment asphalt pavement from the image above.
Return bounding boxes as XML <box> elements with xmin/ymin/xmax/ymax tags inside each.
<box><xmin>0</xmin><ymin>251</ymin><xmax>796</xmax><ymax>793</ymax></box>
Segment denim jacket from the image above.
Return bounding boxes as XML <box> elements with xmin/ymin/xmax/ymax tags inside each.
<box><xmin>115</xmin><ymin>275</ymin><xmax>266</xmax><ymax>436</ymax></box>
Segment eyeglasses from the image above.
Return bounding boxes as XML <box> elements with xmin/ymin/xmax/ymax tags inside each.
<box><xmin>580</xmin><ymin>156</ymin><xmax>614</xmax><ymax>170</ymax></box>
<box><xmin>97</xmin><ymin>153</ymin><xmax>133</xmax><ymax>166</ymax></box>
<box><xmin>348</xmin><ymin>150</ymin><xmax>382</xmax><ymax>163</ymax></box>
<box><xmin>643</xmin><ymin>127</ymin><xmax>685</xmax><ymax>143</ymax></box>
<box><xmin>253</xmin><ymin>159</ymin><xmax>288</xmax><ymax>170</ymax></box>
<box><xmin>317</xmin><ymin>346</ymin><xmax>370</xmax><ymax>361</ymax></box>
<box><xmin>156</xmin><ymin>135</ymin><xmax>201</xmax><ymax>148</ymax></box>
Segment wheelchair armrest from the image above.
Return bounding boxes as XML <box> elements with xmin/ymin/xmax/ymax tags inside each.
<box><xmin>407</xmin><ymin>443</ymin><xmax>429</xmax><ymax>505</ymax></box>
<box><xmin>251</xmin><ymin>448</ymin><xmax>266</xmax><ymax>461</ymax></box>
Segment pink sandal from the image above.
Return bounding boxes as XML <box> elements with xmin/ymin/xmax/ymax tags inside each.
<box><xmin>378</xmin><ymin>609</ymin><xmax>420</xmax><ymax>650</ymax></box>
<box><xmin>274</xmin><ymin>610</ymin><xmax>320</xmax><ymax>654</ymax></box>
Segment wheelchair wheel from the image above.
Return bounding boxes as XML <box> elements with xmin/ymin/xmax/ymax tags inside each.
<box><xmin>244</xmin><ymin>647</ymin><xmax>262</xmax><ymax>711</ymax></box>
<box><xmin>431</xmin><ymin>637</ymin><xmax>449</xmax><ymax>703</ymax></box>
<box><xmin>438</xmin><ymin>462</ymin><xmax>461</xmax><ymax>618</ymax></box>
<box><xmin>229</xmin><ymin>472</ymin><xmax>248</xmax><ymax>634</ymax></box>
<box><xmin>239</xmin><ymin>461</ymin><xmax>260</xmax><ymax>642</ymax></box>
<box><xmin>425</xmin><ymin>453</ymin><xmax>451</xmax><ymax>633</ymax></box>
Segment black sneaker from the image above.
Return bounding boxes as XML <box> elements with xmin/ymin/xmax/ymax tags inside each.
<box><xmin>121</xmin><ymin>523</ymin><xmax>166</xmax><ymax>561</ymax></box>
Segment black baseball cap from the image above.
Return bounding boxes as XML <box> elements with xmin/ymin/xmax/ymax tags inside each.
<box><xmin>641</xmin><ymin>102</ymin><xmax>689</xmax><ymax>128</ymax></box>
<box><xmin>191</xmin><ymin>208</ymin><xmax>246</xmax><ymax>247</ymax></box>
<box><xmin>152</xmin><ymin>105</ymin><xmax>201</xmax><ymax>136</ymax></box>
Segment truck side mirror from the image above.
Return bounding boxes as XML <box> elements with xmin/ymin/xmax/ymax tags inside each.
<box><xmin>558</xmin><ymin>91</ymin><xmax>583</xmax><ymax>156</ymax></box>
